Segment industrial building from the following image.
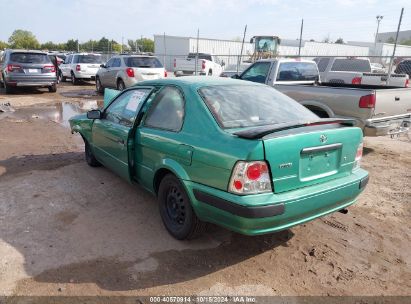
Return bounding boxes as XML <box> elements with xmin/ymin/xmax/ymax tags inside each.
<box><xmin>154</xmin><ymin>34</ymin><xmax>411</xmax><ymax>71</ymax></box>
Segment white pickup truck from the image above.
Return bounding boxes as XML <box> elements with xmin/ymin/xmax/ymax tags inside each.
<box><xmin>313</xmin><ymin>57</ymin><xmax>409</xmax><ymax>88</ymax></box>
<box><xmin>174</xmin><ymin>53</ymin><xmax>224</xmax><ymax>76</ymax></box>
<box><xmin>234</xmin><ymin>59</ymin><xmax>411</xmax><ymax>137</ymax></box>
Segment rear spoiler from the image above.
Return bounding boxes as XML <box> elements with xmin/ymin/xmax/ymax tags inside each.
<box><xmin>233</xmin><ymin>118</ymin><xmax>356</xmax><ymax>139</ymax></box>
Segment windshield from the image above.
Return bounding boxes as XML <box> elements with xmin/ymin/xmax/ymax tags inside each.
<box><xmin>276</xmin><ymin>62</ymin><xmax>319</xmax><ymax>81</ymax></box>
<box><xmin>10</xmin><ymin>53</ymin><xmax>50</xmax><ymax>64</ymax></box>
<box><xmin>77</xmin><ymin>55</ymin><xmax>102</xmax><ymax>64</ymax></box>
<box><xmin>240</xmin><ymin>62</ymin><xmax>271</xmax><ymax>83</ymax></box>
<box><xmin>331</xmin><ymin>59</ymin><xmax>371</xmax><ymax>72</ymax></box>
<box><xmin>199</xmin><ymin>85</ymin><xmax>318</xmax><ymax>129</ymax></box>
<box><xmin>126</xmin><ymin>57</ymin><xmax>162</xmax><ymax>68</ymax></box>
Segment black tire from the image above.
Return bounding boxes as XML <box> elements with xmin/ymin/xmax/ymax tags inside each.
<box><xmin>208</xmin><ymin>69</ymin><xmax>213</xmax><ymax>76</ymax></box>
<box><xmin>158</xmin><ymin>174</ymin><xmax>206</xmax><ymax>240</ymax></box>
<box><xmin>96</xmin><ymin>77</ymin><xmax>104</xmax><ymax>93</ymax></box>
<box><xmin>57</xmin><ymin>70</ymin><xmax>62</xmax><ymax>83</ymax></box>
<box><xmin>117</xmin><ymin>79</ymin><xmax>125</xmax><ymax>91</ymax></box>
<box><xmin>3</xmin><ymin>79</ymin><xmax>14</xmax><ymax>94</ymax></box>
<box><xmin>71</xmin><ymin>72</ymin><xmax>79</xmax><ymax>85</ymax></box>
<box><xmin>85</xmin><ymin>140</ymin><xmax>101</xmax><ymax>167</ymax></box>
<box><xmin>48</xmin><ymin>84</ymin><xmax>57</xmax><ymax>92</ymax></box>
<box><xmin>61</xmin><ymin>74</ymin><xmax>67</xmax><ymax>82</ymax></box>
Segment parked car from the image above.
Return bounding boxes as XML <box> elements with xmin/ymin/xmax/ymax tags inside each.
<box><xmin>0</xmin><ymin>49</ymin><xmax>57</xmax><ymax>93</ymax></box>
<box><xmin>219</xmin><ymin>63</ymin><xmax>251</xmax><ymax>77</ymax></box>
<box><xmin>370</xmin><ymin>62</ymin><xmax>386</xmax><ymax>73</ymax></box>
<box><xmin>394</xmin><ymin>59</ymin><xmax>411</xmax><ymax>78</ymax></box>
<box><xmin>69</xmin><ymin>77</ymin><xmax>369</xmax><ymax>240</ymax></box>
<box><xmin>174</xmin><ymin>53</ymin><xmax>224</xmax><ymax>76</ymax></box>
<box><xmin>96</xmin><ymin>55</ymin><xmax>167</xmax><ymax>92</ymax></box>
<box><xmin>313</xmin><ymin>57</ymin><xmax>409</xmax><ymax>87</ymax></box>
<box><xmin>60</xmin><ymin>53</ymin><xmax>103</xmax><ymax>85</ymax></box>
<box><xmin>235</xmin><ymin>58</ymin><xmax>411</xmax><ymax>137</ymax></box>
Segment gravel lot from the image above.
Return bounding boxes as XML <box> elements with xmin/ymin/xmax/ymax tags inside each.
<box><xmin>0</xmin><ymin>82</ymin><xmax>410</xmax><ymax>297</ymax></box>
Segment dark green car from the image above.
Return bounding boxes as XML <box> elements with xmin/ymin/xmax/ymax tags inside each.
<box><xmin>69</xmin><ymin>77</ymin><xmax>369</xmax><ymax>240</ymax></box>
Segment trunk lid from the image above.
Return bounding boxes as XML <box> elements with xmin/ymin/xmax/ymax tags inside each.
<box><xmin>134</xmin><ymin>67</ymin><xmax>165</xmax><ymax>81</ymax></box>
<box><xmin>262</xmin><ymin>126</ymin><xmax>362</xmax><ymax>193</ymax></box>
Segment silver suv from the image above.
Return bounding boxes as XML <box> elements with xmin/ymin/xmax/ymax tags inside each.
<box><xmin>0</xmin><ymin>50</ymin><xmax>57</xmax><ymax>93</ymax></box>
<box><xmin>95</xmin><ymin>55</ymin><xmax>166</xmax><ymax>92</ymax></box>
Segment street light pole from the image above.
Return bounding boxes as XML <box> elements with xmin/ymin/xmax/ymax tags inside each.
<box><xmin>374</xmin><ymin>15</ymin><xmax>383</xmax><ymax>55</ymax></box>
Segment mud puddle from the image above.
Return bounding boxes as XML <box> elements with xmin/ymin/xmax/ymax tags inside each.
<box><xmin>0</xmin><ymin>100</ymin><xmax>102</xmax><ymax>128</ymax></box>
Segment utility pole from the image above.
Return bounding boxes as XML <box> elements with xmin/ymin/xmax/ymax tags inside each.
<box><xmin>374</xmin><ymin>15</ymin><xmax>383</xmax><ymax>56</ymax></box>
<box><xmin>298</xmin><ymin>19</ymin><xmax>304</xmax><ymax>56</ymax></box>
<box><xmin>195</xmin><ymin>29</ymin><xmax>199</xmax><ymax>76</ymax></box>
<box><xmin>163</xmin><ymin>32</ymin><xmax>167</xmax><ymax>68</ymax></box>
<box><xmin>121</xmin><ymin>36</ymin><xmax>124</xmax><ymax>53</ymax></box>
<box><xmin>387</xmin><ymin>8</ymin><xmax>404</xmax><ymax>84</ymax></box>
<box><xmin>77</xmin><ymin>39</ymin><xmax>79</xmax><ymax>52</ymax></box>
<box><xmin>237</xmin><ymin>25</ymin><xmax>247</xmax><ymax>74</ymax></box>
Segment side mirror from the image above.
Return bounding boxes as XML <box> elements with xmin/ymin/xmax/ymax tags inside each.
<box><xmin>87</xmin><ymin>109</ymin><xmax>102</xmax><ymax>119</ymax></box>
<box><xmin>250</xmin><ymin>38</ymin><xmax>254</xmax><ymax>43</ymax></box>
<box><xmin>231</xmin><ymin>74</ymin><xmax>240</xmax><ymax>79</ymax></box>
<box><xmin>100</xmin><ymin>64</ymin><xmax>106</xmax><ymax>68</ymax></box>
<box><xmin>221</xmin><ymin>60</ymin><xmax>226</xmax><ymax>67</ymax></box>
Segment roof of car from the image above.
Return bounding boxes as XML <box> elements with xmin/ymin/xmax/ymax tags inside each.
<box><xmin>8</xmin><ymin>49</ymin><xmax>48</xmax><ymax>54</ymax></box>
<box><xmin>137</xmin><ymin>76</ymin><xmax>263</xmax><ymax>89</ymax></box>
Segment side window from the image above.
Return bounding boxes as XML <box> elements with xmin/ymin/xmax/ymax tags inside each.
<box><xmin>105</xmin><ymin>89</ymin><xmax>152</xmax><ymax>127</ymax></box>
<box><xmin>65</xmin><ymin>55</ymin><xmax>72</xmax><ymax>64</ymax></box>
<box><xmin>105</xmin><ymin>58</ymin><xmax>115</xmax><ymax>68</ymax></box>
<box><xmin>144</xmin><ymin>86</ymin><xmax>185</xmax><ymax>132</ymax></box>
<box><xmin>112</xmin><ymin>58</ymin><xmax>121</xmax><ymax>67</ymax></box>
<box><xmin>240</xmin><ymin>62</ymin><xmax>271</xmax><ymax>83</ymax></box>
<box><xmin>317</xmin><ymin>58</ymin><xmax>330</xmax><ymax>72</ymax></box>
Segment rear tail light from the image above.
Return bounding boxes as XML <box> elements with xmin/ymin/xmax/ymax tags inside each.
<box><xmin>43</xmin><ymin>65</ymin><xmax>56</xmax><ymax>73</ymax></box>
<box><xmin>353</xmin><ymin>142</ymin><xmax>363</xmax><ymax>171</ymax></box>
<box><xmin>201</xmin><ymin>60</ymin><xmax>206</xmax><ymax>70</ymax></box>
<box><xmin>76</xmin><ymin>64</ymin><xmax>81</xmax><ymax>71</ymax></box>
<box><xmin>126</xmin><ymin>68</ymin><xmax>134</xmax><ymax>77</ymax></box>
<box><xmin>7</xmin><ymin>64</ymin><xmax>22</xmax><ymax>72</ymax></box>
<box><xmin>164</xmin><ymin>70</ymin><xmax>168</xmax><ymax>78</ymax></box>
<box><xmin>352</xmin><ymin>77</ymin><xmax>362</xmax><ymax>85</ymax></box>
<box><xmin>173</xmin><ymin>58</ymin><xmax>176</xmax><ymax>68</ymax></box>
<box><xmin>405</xmin><ymin>78</ymin><xmax>409</xmax><ymax>88</ymax></box>
<box><xmin>359</xmin><ymin>94</ymin><xmax>376</xmax><ymax>108</ymax></box>
<box><xmin>229</xmin><ymin>161</ymin><xmax>272</xmax><ymax>195</ymax></box>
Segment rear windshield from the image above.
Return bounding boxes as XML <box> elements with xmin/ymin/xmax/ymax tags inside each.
<box><xmin>331</xmin><ymin>59</ymin><xmax>371</xmax><ymax>72</ymax></box>
<box><xmin>199</xmin><ymin>85</ymin><xmax>318</xmax><ymax>129</ymax></box>
<box><xmin>126</xmin><ymin>57</ymin><xmax>162</xmax><ymax>68</ymax></box>
<box><xmin>76</xmin><ymin>55</ymin><xmax>102</xmax><ymax>64</ymax></box>
<box><xmin>276</xmin><ymin>62</ymin><xmax>319</xmax><ymax>81</ymax></box>
<box><xmin>187</xmin><ymin>53</ymin><xmax>212</xmax><ymax>61</ymax></box>
<box><xmin>10</xmin><ymin>53</ymin><xmax>50</xmax><ymax>64</ymax></box>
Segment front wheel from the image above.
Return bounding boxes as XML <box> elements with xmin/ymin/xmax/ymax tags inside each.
<box><xmin>85</xmin><ymin>140</ymin><xmax>101</xmax><ymax>167</ymax></box>
<box><xmin>158</xmin><ymin>174</ymin><xmax>206</xmax><ymax>240</ymax></box>
<box><xmin>117</xmin><ymin>79</ymin><xmax>125</xmax><ymax>91</ymax></box>
<box><xmin>96</xmin><ymin>77</ymin><xmax>104</xmax><ymax>93</ymax></box>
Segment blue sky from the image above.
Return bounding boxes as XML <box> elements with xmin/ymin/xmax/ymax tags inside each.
<box><xmin>1</xmin><ymin>0</ymin><xmax>410</xmax><ymax>43</ymax></box>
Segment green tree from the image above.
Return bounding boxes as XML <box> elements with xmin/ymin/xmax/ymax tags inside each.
<box><xmin>0</xmin><ymin>41</ymin><xmax>8</xmax><ymax>50</ymax></box>
<box><xmin>335</xmin><ymin>37</ymin><xmax>344</xmax><ymax>44</ymax></box>
<box><xmin>386</xmin><ymin>37</ymin><xmax>395</xmax><ymax>44</ymax></box>
<box><xmin>138</xmin><ymin>38</ymin><xmax>154</xmax><ymax>52</ymax></box>
<box><xmin>400</xmin><ymin>39</ymin><xmax>411</xmax><ymax>46</ymax></box>
<box><xmin>8</xmin><ymin>29</ymin><xmax>40</xmax><ymax>49</ymax></box>
<box><xmin>41</xmin><ymin>41</ymin><xmax>59</xmax><ymax>51</ymax></box>
<box><xmin>66</xmin><ymin>39</ymin><xmax>79</xmax><ymax>51</ymax></box>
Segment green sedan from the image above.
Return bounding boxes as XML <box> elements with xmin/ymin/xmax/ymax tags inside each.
<box><xmin>69</xmin><ymin>77</ymin><xmax>369</xmax><ymax>240</ymax></box>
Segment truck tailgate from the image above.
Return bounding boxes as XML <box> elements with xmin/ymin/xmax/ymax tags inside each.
<box><xmin>373</xmin><ymin>89</ymin><xmax>411</xmax><ymax>118</ymax></box>
<box><xmin>175</xmin><ymin>58</ymin><xmax>202</xmax><ymax>72</ymax></box>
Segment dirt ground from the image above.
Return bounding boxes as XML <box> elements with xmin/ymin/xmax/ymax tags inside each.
<box><xmin>0</xmin><ymin>83</ymin><xmax>410</xmax><ymax>297</ymax></box>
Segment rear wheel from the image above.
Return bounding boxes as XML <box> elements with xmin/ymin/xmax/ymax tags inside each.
<box><xmin>71</xmin><ymin>72</ymin><xmax>79</xmax><ymax>85</ymax></box>
<box><xmin>117</xmin><ymin>79</ymin><xmax>125</xmax><ymax>91</ymax></box>
<box><xmin>96</xmin><ymin>77</ymin><xmax>104</xmax><ymax>93</ymax></box>
<box><xmin>85</xmin><ymin>140</ymin><xmax>101</xmax><ymax>167</ymax></box>
<box><xmin>61</xmin><ymin>73</ymin><xmax>67</xmax><ymax>82</ymax></box>
<box><xmin>48</xmin><ymin>84</ymin><xmax>57</xmax><ymax>92</ymax></box>
<box><xmin>158</xmin><ymin>174</ymin><xmax>206</xmax><ymax>240</ymax></box>
<box><xmin>208</xmin><ymin>69</ymin><xmax>213</xmax><ymax>76</ymax></box>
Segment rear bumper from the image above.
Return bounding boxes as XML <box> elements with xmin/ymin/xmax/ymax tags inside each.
<box><xmin>74</xmin><ymin>71</ymin><xmax>97</xmax><ymax>80</ymax></box>
<box><xmin>174</xmin><ymin>70</ymin><xmax>206</xmax><ymax>76</ymax></box>
<box><xmin>5</xmin><ymin>75</ymin><xmax>56</xmax><ymax>87</ymax></box>
<box><xmin>363</xmin><ymin>114</ymin><xmax>411</xmax><ymax>136</ymax></box>
<box><xmin>183</xmin><ymin>169</ymin><xmax>369</xmax><ymax>235</ymax></box>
